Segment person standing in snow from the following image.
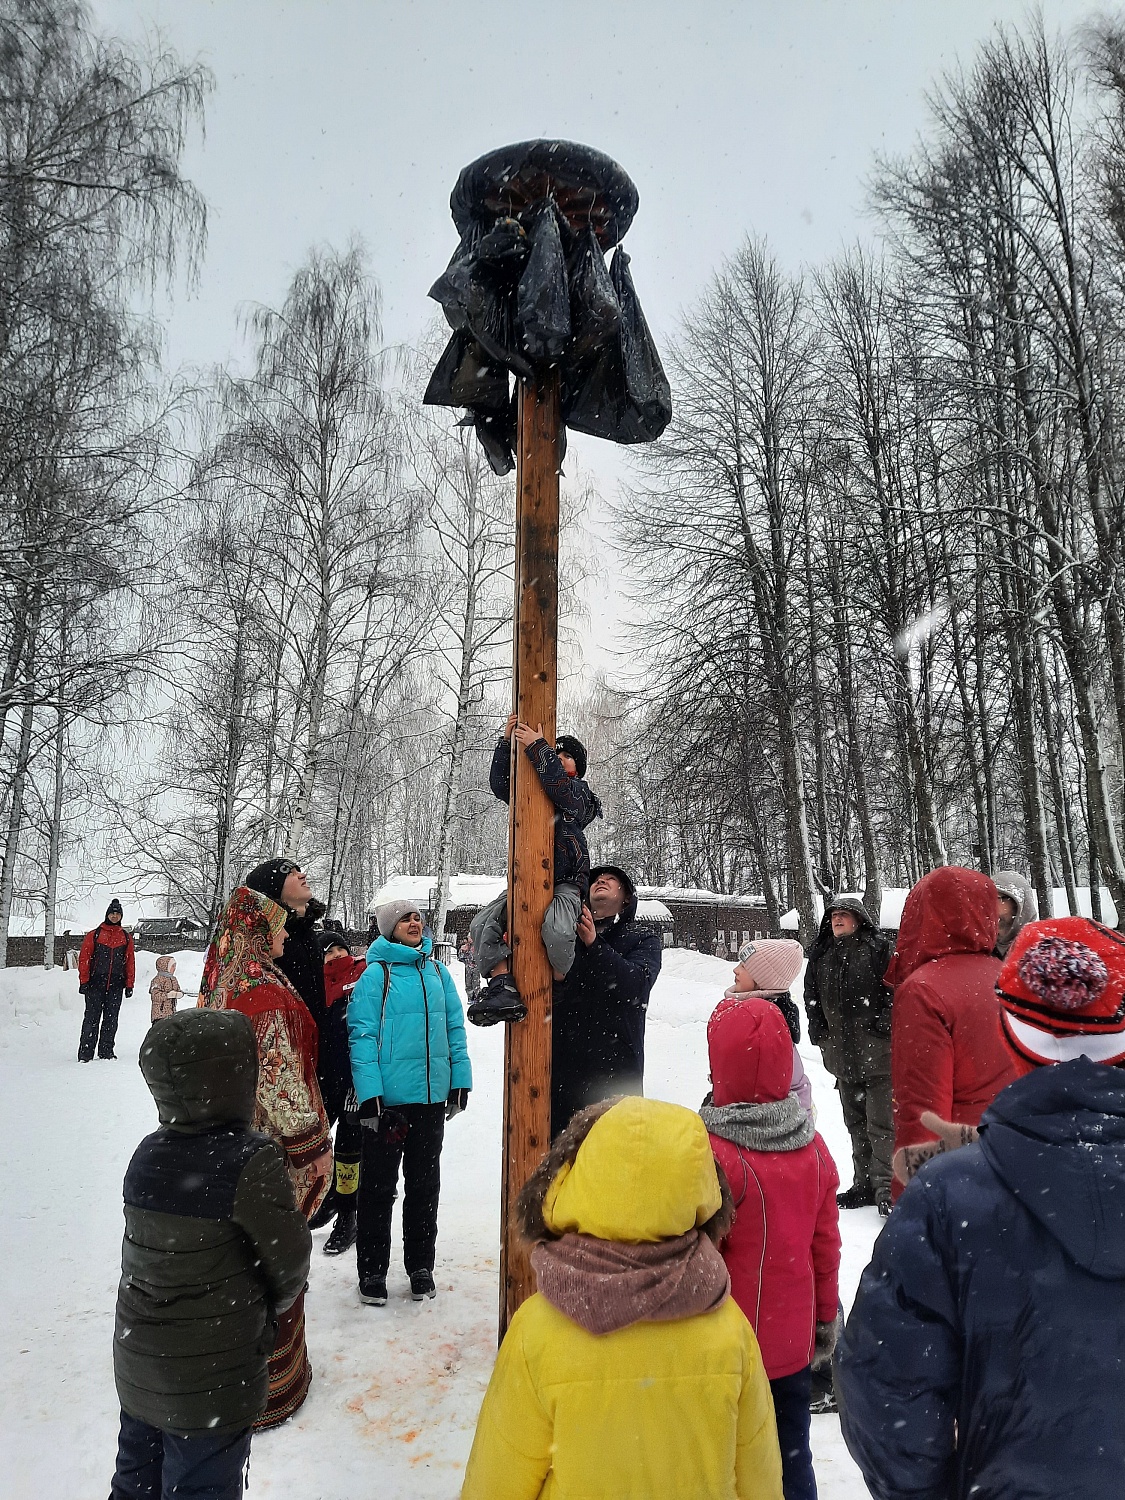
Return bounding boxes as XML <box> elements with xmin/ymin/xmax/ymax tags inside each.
<box><xmin>148</xmin><ymin>955</ymin><xmax>182</xmax><ymax>1023</ymax></box>
<box><xmin>802</xmin><ymin>896</ymin><xmax>893</xmax><ymax>1212</ymax></box>
<box><xmin>835</xmin><ymin>915</ymin><xmax>1125</xmax><ymax>1499</ymax></box>
<box><xmin>991</xmin><ymin>868</ymin><xmax>1038</xmax><ymax>959</ymax></box>
<box><xmin>77</xmin><ymin>899</ymin><xmax>136</xmax><ymax>1061</ymax></box>
<box><xmin>703</xmin><ymin>999</ymin><xmax>841</xmax><ymax>1500</ymax></box>
<box><xmin>712</xmin><ymin>939</ymin><xmax>814</xmax><ymax>1119</ymax></box>
<box><xmin>460</xmin><ymin>1095</ymin><xmax>784</xmax><ymax>1500</ymax></box>
<box><xmin>467</xmin><ymin>716</ymin><xmax>601</xmax><ymax>1024</ymax></box>
<box><xmin>887</xmin><ymin>867</ymin><xmax>1018</xmax><ymax>1202</ymax></box>
<box><xmin>243</xmin><ymin>858</ymin><xmax>351</xmax><ymax>1235</ymax></box>
<box><xmin>109</xmin><ymin>1008</ymin><xmax>311</xmax><ymax>1500</ymax></box>
<box><xmin>347</xmin><ymin>900</ymin><xmax>472</xmax><ymax>1306</ymax></box>
<box><xmin>549</xmin><ymin>864</ymin><xmax>663</xmax><ymax>1137</ymax></box>
<box><xmin>206</xmin><ymin>885</ymin><xmax>332</xmax><ymax>1428</ymax></box>
<box><xmin>318</xmin><ymin>933</ymin><xmax>365</xmax><ymax>1256</ymax></box>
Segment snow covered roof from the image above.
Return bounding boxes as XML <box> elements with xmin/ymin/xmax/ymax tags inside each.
<box><xmin>1049</xmin><ymin>886</ymin><xmax>1119</xmax><ymax>926</ymax></box>
<box><xmin>780</xmin><ymin>890</ymin><xmax>910</xmax><ymax>931</ymax></box>
<box><xmin>635</xmin><ymin>899</ymin><xmax>673</xmax><ymax>924</ymax></box>
<box><xmin>636</xmin><ymin>886</ymin><xmax>765</xmax><ymax>906</ymax></box>
<box><xmin>369</xmin><ymin>874</ymin><xmax>506</xmax><ymax>914</ymax></box>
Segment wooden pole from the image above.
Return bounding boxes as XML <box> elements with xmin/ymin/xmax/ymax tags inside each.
<box><xmin>499</xmin><ymin>370</ymin><xmax>560</xmax><ymax>1338</ymax></box>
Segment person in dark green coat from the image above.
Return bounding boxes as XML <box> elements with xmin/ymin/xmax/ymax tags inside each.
<box><xmin>110</xmin><ymin>1008</ymin><xmax>311</xmax><ymax>1500</ymax></box>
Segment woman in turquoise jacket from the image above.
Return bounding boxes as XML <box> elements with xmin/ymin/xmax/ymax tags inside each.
<box><xmin>347</xmin><ymin>900</ymin><xmax>472</xmax><ymax>1306</ymax></box>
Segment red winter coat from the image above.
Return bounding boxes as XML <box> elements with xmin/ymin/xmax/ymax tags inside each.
<box><xmin>888</xmin><ymin>866</ymin><xmax>1019</xmax><ymax>1200</ymax></box>
<box><xmin>323</xmin><ymin>952</ymin><xmax>365</xmax><ymax>1010</ymax></box>
<box><xmin>78</xmin><ymin>922</ymin><xmax>135</xmax><ymax>991</ymax></box>
<box><xmin>706</xmin><ymin>999</ymin><xmax>841</xmax><ymax>1380</ymax></box>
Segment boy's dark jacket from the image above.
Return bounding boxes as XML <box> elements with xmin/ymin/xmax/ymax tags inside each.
<box><xmin>489</xmin><ymin>736</ymin><xmax>602</xmax><ymax>895</ymax></box>
<box><xmin>114</xmin><ymin>1010</ymin><xmax>312</xmax><ymax>1437</ymax></box>
<box><xmin>835</xmin><ymin>1056</ymin><xmax>1125</xmax><ymax>1500</ymax></box>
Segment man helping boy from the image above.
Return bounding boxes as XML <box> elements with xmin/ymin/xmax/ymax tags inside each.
<box><xmin>468</xmin><ymin>714</ymin><xmax>601</xmax><ymax>1026</ymax></box>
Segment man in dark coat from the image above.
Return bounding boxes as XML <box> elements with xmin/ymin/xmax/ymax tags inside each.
<box><xmin>835</xmin><ymin>914</ymin><xmax>1125</xmax><ymax>1500</ymax></box>
<box><xmin>803</xmin><ymin>894</ymin><xmax>893</xmax><ymax>1212</ymax></box>
<box><xmin>244</xmin><ymin>858</ymin><xmax>350</xmax><ymax>1232</ymax></box>
<box><xmin>550</xmin><ymin>864</ymin><xmax>663</xmax><ymax>1136</ymax></box>
<box><xmin>77</xmin><ymin>899</ymin><xmax>136</xmax><ymax>1061</ymax></box>
<box><xmin>110</xmin><ymin>1008</ymin><xmax>311</xmax><ymax>1499</ymax></box>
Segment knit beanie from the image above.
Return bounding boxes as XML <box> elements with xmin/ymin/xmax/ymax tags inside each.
<box><xmin>106</xmin><ymin>899</ymin><xmax>123</xmax><ymax>919</ymax></box>
<box><xmin>555</xmin><ymin>735</ymin><xmax>587</xmax><ymax>779</ymax></box>
<box><xmin>375</xmin><ymin>899</ymin><xmax>423</xmax><ymax>940</ymax></box>
<box><xmin>244</xmin><ymin>857</ymin><xmax>300</xmax><ymax>905</ymax></box>
<box><xmin>996</xmin><ymin>916</ymin><xmax>1125</xmax><ymax>1068</ymax></box>
<box><xmin>733</xmin><ymin>938</ymin><xmax>804</xmax><ymax>995</ymax></box>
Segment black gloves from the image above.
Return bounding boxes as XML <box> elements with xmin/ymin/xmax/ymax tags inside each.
<box><xmin>806</xmin><ymin>1007</ymin><xmax>828</xmax><ymax>1047</ymax></box>
<box><xmin>125</xmin><ymin>988</ymin><xmax>134</xmax><ymax>999</ymax></box>
<box><xmin>446</xmin><ymin>1088</ymin><xmax>469</xmax><ymax>1120</ymax></box>
<box><xmin>358</xmin><ymin>1096</ymin><xmax>384</xmax><ymax>1130</ymax></box>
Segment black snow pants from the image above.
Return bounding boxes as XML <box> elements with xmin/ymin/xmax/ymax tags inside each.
<box><xmin>78</xmin><ymin>985</ymin><xmax>124</xmax><ymax>1060</ymax></box>
<box><xmin>356</xmin><ymin>1103</ymin><xmax>446</xmax><ymax>1280</ymax></box>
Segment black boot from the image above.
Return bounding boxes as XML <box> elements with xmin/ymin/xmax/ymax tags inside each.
<box><xmin>467</xmin><ymin>974</ymin><xmax>527</xmax><ymax>1027</ymax></box>
<box><xmin>836</xmin><ymin>1183</ymin><xmax>876</xmax><ymax>1209</ymax></box>
<box><xmin>324</xmin><ymin>1201</ymin><xmax>358</xmax><ymax>1255</ymax></box>
<box><xmin>308</xmin><ymin>1193</ymin><xmax>337</xmax><ymax>1231</ymax></box>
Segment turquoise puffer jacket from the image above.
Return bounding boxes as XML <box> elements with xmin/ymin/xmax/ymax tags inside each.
<box><xmin>347</xmin><ymin>933</ymin><xmax>472</xmax><ymax>1107</ymax></box>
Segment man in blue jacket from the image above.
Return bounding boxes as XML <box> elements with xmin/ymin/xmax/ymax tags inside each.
<box><xmin>835</xmin><ymin>915</ymin><xmax>1125</xmax><ymax>1500</ymax></box>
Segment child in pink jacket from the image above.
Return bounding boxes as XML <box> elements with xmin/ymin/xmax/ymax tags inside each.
<box><xmin>703</xmin><ymin>997</ymin><xmax>840</xmax><ymax>1500</ymax></box>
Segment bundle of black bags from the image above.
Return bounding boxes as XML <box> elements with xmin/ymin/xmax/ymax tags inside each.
<box><xmin>424</xmin><ymin>141</ymin><xmax>672</xmax><ymax>472</ymax></box>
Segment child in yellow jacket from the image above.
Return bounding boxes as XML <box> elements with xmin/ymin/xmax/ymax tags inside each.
<box><xmin>461</xmin><ymin>1096</ymin><xmax>783</xmax><ymax>1500</ymax></box>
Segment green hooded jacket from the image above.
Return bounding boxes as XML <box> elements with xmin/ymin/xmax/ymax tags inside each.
<box><xmin>113</xmin><ymin>1008</ymin><xmax>312</xmax><ymax>1436</ymax></box>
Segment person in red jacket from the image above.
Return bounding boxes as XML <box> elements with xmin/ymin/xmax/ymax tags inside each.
<box><xmin>77</xmin><ymin>899</ymin><xmax>135</xmax><ymax>1061</ymax></box>
<box><xmin>703</xmin><ymin>997</ymin><xmax>841</xmax><ymax>1500</ymax></box>
<box><xmin>319</xmin><ymin>933</ymin><xmax>367</xmax><ymax>1256</ymax></box>
<box><xmin>887</xmin><ymin>866</ymin><xmax>1018</xmax><ymax>1200</ymax></box>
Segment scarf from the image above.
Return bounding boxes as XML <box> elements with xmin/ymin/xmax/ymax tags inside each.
<box><xmin>531</xmin><ymin>1230</ymin><xmax>729</xmax><ymax>1335</ymax></box>
<box><xmin>700</xmin><ymin>1095</ymin><xmax>815</xmax><ymax>1153</ymax></box>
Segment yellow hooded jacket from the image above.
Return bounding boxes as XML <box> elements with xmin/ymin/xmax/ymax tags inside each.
<box><xmin>461</xmin><ymin>1098</ymin><xmax>784</xmax><ymax>1500</ymax></box>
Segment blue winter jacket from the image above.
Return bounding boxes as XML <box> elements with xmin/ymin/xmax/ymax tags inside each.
<box><xmin>347</xmin><ymin>934</ymin><xmax>472</xmax><ymax>1108</ymax></box>
<box><xmin>835</xmin><ymin>1056</ymin><xmax>1125</xmax><ymax>1500</ymax></box>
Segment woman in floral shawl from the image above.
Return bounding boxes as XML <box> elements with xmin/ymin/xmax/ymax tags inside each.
<box><xmin>202</xmin><ymin>884</ymin><xmax>332</xmax><ymax>1428</ymax></box>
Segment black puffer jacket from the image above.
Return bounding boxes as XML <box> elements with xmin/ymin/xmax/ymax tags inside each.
<box><xmin>489</xmin><ymin>737</ymin><xmax>602</xmax><ymax>895</ymax></box>
<box><xmin>550</xmin><ymin>865</ymin><xmax>663</xmax><ymax>1135</ymax></box>
<box><xmin>276</xmin><ymin>899</ymin><xmax>349</xmax><ymax>1121</ymax></box>
<box><xmin>804</xmin><ymin>896</ymin><xmax>892</xmax><ymax>1077</ymax></box>
<box><xmin>114</xmin><ymin>1010</ymin><xmax>311</xmax><ymax>1436</ymax></box>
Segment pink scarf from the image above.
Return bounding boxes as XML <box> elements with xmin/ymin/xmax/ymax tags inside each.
<box><xmin>531</xmin><ymin>1230</ymin><xmax>729</xmax><ymax>1335</ymax></box>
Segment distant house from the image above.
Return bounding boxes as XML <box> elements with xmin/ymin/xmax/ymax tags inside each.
<box><xmin>637</xmin><ymin>887</ymin><xmax>772</xmax><ymax>951</ymax></box>
<box><xmin>135</xmin><ymin>915</ymin><xmax>208</xmax><ymax>943</ymax></box>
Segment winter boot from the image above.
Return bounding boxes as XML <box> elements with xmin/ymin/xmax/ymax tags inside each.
<box><xmin>359</xmin><ymin>1275</ymin><xmax>387</xmax><ymax>1306</ymax></box>
<box><xmin>467</xmin><ymin>974</ymin><xmax>527</xmax><ymax>1027</ymax></box>
<box><xmin>324</xmin><ymin>1201</ymin><xmax>358</xmax><ymax>1256</ymax></box>
<box><xmin>308</xmin><ymin>1192</ymin><xmax>337</xmax><ymax>1231</ymax></box>
<box><xmin>836</xmin><ymin>1183</ymin><xmax>876</xmax><ymax>1210</ymax></box>
<box><xmin>876</xmin><ymin>1192</ymin><xmax>892</xmax><ymax>1218</ymax></box>
<box><xmin>409</xmin><ymin>1270</ymin><xmax>436</xmax><ymax>1301</ymax></box>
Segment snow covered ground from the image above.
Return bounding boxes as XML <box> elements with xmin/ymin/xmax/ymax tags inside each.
<box><xmin>0</xmin><ymin>947</ymin><xmax>880</xmax><ymax>1498</ymax></box>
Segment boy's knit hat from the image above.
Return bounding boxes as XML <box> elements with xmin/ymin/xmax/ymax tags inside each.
<box><xmin>244</xmin><ymin>857</ymin><xmax>300</xmax><ymax>905</ymax></box>
<box><xmin>996</xmin><ymin>916</ymin><xmax>1125</xmax><ymax>1067</ymax></box>
<box><xmin>375</xmin><ymin>899</ymin><xmax>423</xmax><ymax>940</ymax></box>
<box><xmin>733</xmin><ymin>938</ymin><xmax>804</xmax><ymax>995</ymax></box>
<box><xmin>554</xmin><ymin>735</ymin><xmax>587</xmax><ymax>778</ymax></box>
<box><xmin>106</xmin><ymin>899</ymin><xmax>123</xmax><ymax>918</ymax></box>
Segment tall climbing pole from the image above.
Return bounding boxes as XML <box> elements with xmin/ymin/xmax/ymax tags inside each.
<box><xmin>500</xmin><ymin>371</ymin><xmax>560</xmax><ymax>1333</ymax></box>
<box><xmin>422</xmin><ymin>140</ymin><xmax>670</xmax><ymax>1342</ymax></box>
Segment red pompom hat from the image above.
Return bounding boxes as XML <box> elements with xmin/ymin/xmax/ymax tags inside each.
<box><xmin>995</xmin><ymin>916</ymin><xmax>1125</xmax><ymax>1069</ymax></box>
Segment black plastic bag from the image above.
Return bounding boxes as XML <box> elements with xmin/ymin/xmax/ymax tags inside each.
<box><xmin>567</xmin><ymin>227</ymin><xmax>620</xmax><ymax>358</ymax></box>
<box><xmin>609</xmin><ymin>248</ymin><xmax>672</xmax><ymax>441</ymax></box>
<box><xmin>517</xmin><ymin>203</ymin><xmax>571</xmax><ymax>364</ymax></box>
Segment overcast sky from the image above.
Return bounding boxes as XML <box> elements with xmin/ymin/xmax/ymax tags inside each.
<box><xmin>87</xmin><ymin>0</ymin><xmax>1094</xmax><ymax>649</ymax></box>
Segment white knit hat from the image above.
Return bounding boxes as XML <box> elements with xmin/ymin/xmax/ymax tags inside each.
<box><xmin>376</xmin><ymin>899</ymin><xmax>423</xmax><ymax>940</ymax></box>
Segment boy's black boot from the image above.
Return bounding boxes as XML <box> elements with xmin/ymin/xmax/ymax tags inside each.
<box><xmin>324</xmin><ymin>1200</ymin><xmax>358</xmax><ymax>1255</ymax></box>
<box><xmin>467</xmin><ymin>974</ymin><xmax>527</xmax><ymax>1026</ymax></box>
<box><xmin>409</xmin><ymin>1269</ymin><xmax>436</xmax><ymax>1300</ymax></box>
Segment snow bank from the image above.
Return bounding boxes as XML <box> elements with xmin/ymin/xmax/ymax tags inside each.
<box><xmin>0</xmin><ymin>948</ymin><xmax>876</xmax><ymax>1498</ymax></box>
